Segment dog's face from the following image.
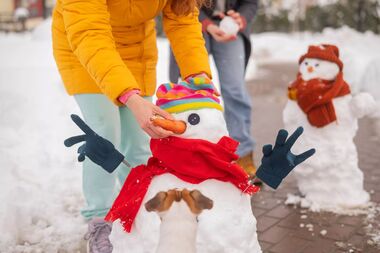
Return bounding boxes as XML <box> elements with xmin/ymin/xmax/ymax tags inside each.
<box><xmin>145</xmin><ymin>189</ymin><xmax>213</xmax><ymax>220</ymax></box>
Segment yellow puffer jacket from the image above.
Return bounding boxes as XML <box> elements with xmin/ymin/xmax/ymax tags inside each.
<box><xmin>52</xmin><ymin>0</ymin><xmax>211</xmax><ymax>105</ymax></box>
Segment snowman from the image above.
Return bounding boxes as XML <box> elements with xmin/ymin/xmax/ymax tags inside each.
<box><xmin>283</xmin><ymin>44</ymin><xmax>377</xmax><ymax>211</ymax></box>
<box><xmin>65</xmin><ymin>77</ymin><xmax>315</xmax><ymax>253</ymax></box>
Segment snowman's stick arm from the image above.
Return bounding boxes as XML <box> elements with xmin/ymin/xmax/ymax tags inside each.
<box><xmin>122</xmin><ymin>159</ymin><xmax>131</xmax><ymax>168</ymax></box>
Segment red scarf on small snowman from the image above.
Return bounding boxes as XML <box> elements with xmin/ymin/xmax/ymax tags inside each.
<box><xmin>289</xmin><ymin>72</ymin><xmax>351</xmax><ymax>128</ymax></box>
<box><xmin>105</xmin><ymin>136</ymin><xmax>259</xmax><ymax>232</ymax></box>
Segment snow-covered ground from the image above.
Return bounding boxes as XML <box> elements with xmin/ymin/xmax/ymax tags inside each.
<box><xmin>0</xmin><ymin>24</ymin><xmax>86</xmax><ymax>252</ymax></box>
<box><xmin>0</xmin><ymin>18</ymin><xmax>380</xmax><ymax>251</ymax></box>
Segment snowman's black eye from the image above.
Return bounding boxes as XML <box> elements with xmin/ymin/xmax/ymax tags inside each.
<box><xmin>188</xmin><ymin>113</ymin><xmax>200</xmax><ymax>125</ymax></box>
<box><xmin>315</xmin><ymin>63</ymin><xmax>319</xmax><ymax>67</ymax></box>
<box><xmin>305</xmin><ymin>62</ymin><xmax>308</xmax><ymax>66</ymax></box>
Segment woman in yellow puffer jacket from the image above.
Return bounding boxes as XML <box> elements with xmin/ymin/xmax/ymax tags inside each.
<box><xmin>52</xmin><ymin>0</ymin><xmax>211</xmax><ymax>251</ymax></box>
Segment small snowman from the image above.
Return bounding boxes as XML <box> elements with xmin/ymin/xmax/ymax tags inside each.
<box><xmin>283</xmin><ymin>44</ymin><xmax>376</xmax><ymax>211</ymax></box>
<box><xmin>65</xmin><ymin>78</ymin><xmax>314</xmax><ymax>253</ymax></box>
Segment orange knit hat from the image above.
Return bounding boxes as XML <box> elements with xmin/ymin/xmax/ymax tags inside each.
<box><xmin>299</xmin><ymin>44</ymin><xmax>343</xmax><ymax>70</ymax></box>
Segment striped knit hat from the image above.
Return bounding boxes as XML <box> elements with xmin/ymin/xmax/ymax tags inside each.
<box><xmin>156</xmin><ymin>77</ymin><xmax>223</xmax><ymax>114</ymax></box>
<box><xmin>299</xmin><ymin>44</ymin><xmax>343</xmax><ymax>70</ymax></box>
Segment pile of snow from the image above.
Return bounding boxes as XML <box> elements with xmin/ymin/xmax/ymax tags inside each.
<box><xmin>31</xmin><ymin>18</ymin><xmax>52</xmax><ymax>41</ymax></box>
<box><xmin>0</xmin><ymin>22</ymin><xmax>85</xmax><ymax>251</ymax></box>
<box><xmin>365</xmin><ymin>203</ymin><xmax>380</xmax><ymax>247</ymax></box>
<box><xmin>249</xmin><ymin>27</ymin><xmax>380</xmax><ymax>99</ymax></box>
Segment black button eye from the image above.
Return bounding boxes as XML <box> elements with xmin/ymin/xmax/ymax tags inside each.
<box><xmin>188</xmin><ymin>113</ymin><xmax>200</xmax><ymax>125</ymax></box>
<box><xmin>305</xmin><ymin>62</ymin><xmax>308</xmax><ymax>66</ymax></box>
<box><xmin>315</xmin><ymin>63</ymin><xmax>319</xmax><ymax>67</ymax></box>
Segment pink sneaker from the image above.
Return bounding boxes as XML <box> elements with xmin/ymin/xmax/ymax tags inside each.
<box><xmin>84</xmin><ymin>217</ymin><xmax>113</xmax><ymax>253</ymax></box>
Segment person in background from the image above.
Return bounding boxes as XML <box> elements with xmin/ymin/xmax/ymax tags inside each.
<box><xmin>14</xmin><ymin>7</ymin><xmax>29</xmax><ymax>32</ymax></box>
<box><xmin>169</xmin><ymin>0</ymin><xmax>260</xmax><ymax>181</ymax></box>
<box><xmin>52</xmin><ymin>0</ymin><xmax>211</xmax><ymax>252</ymax></box>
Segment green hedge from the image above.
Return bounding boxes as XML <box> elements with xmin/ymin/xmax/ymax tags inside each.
<box><xmin>155</xmin><ymin>0</ymin><xmax>380</xmax><ymax>36</ymax></box>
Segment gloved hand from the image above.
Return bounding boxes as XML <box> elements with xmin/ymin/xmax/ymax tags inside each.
<box><xmin>64</xmin><ymin>114</ymin><xmax>125</xmax><ymax>173</ymax></box>
<box><xmin>256</xmin><ymin>127</ymin><xmax>316</xmax><ymax>189</ymax></box>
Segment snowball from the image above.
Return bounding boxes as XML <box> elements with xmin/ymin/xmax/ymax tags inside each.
<box><xmin>219</xmin><ymin>17</ymin><xmax>239</xmax><ymax>36</ymax></box>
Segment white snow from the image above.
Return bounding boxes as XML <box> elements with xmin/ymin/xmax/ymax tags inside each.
<box><xmin>172</xmin><ymin>108</ymin><xmax>228</xmax><ymax>143</ymax></box>
<box><xmin>320</xmin><ymin>229</ymin><xmax>327</xmax><ymax>236</ymax></box>
<box><xmin>0</xmin><ymin>21</ymin><xmax>86</xmax><ymax>252</ymax></box>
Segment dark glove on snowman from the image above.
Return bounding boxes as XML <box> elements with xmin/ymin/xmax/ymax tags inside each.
<box><xmin>256</xmin><ymin>127</ymin><xmax>316</xmax><ymax>189</ymax></box>
<box><xmin>64</xmin><ymin>114</ymin><xmax>125</xmax><ymax>173</ymax></box>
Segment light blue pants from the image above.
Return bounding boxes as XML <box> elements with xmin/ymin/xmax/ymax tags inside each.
<box><xmin>74</xmin><ymin>94</ymin><xmax>151</xmax><ymax>219</ymax></box>
<box><xmin>170</xmin><ymin>34</ymin><xmax>255</xmax><ymax>156</ymax></box>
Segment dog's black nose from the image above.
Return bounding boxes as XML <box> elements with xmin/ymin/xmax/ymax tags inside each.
<box><xmin>188</xmin><ymin>113</ymin><xmax>200</xmax><ymax>125</ymax></box>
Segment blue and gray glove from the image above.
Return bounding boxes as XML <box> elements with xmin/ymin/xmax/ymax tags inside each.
<box><xmin>256</xmin><ymin>127</ymin><xmax>316</xmax><ymax>189</ymax></box>
<box><xmin>64</xmin><ymin>114</ymin><xmax>126</xmax><ymax>173</ymax></box>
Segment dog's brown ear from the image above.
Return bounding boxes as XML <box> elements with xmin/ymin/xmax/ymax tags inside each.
<box><xmin>191</xmin><ymin>190</ymin><xmax>214</xmax><ymax>210</ymax></box>
<box><xmin>145</xmin><ymin>192</ymin><xmax>168</xmax><ymax>212</ymax></box>
<box><xmin>145</xmin><ymin>190</ymin><xmax>178</xmax><ymax>212</ymax></box>
<box><xmin>182</xmin><ymin>189</ymin><xmax>213</xmax><ymax>214</ymax></box>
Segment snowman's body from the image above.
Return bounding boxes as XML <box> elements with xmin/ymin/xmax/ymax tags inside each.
<box><xmin>283</xmin><ymin>57</ymin><xmax>374</xmax><ymax>211</ymax></box>
<box><xmin>110</xmin><ymin>108</ymin><xmax>262</xmax><ymax>253</ymax></box>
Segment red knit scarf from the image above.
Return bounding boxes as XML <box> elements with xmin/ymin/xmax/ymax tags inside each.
<box><xmin>290</xmin><ymin>72</ymin><xmax>351</xmax><ymax>127</ymax></box>
<box><xmin>105</xmin><ymin>136</ymin><xmax>259</xmax><ymax>232</ymax></box>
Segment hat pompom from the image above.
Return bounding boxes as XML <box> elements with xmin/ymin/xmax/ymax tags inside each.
<box><xmin>185</xmin><ymin>76</ymin><xmax>215</xmax><ymax>92</ymax></box>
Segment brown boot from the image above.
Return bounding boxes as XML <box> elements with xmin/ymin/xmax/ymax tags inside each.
<box><xmin>236</xmin><ymin>152</ymin><xmax>263</xmax><ymax>186</ymax></box>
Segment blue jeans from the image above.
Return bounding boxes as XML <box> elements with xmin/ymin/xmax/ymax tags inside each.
<box><xmin>74</xmin><ymin>94</ymin><xmax>151</xmax><ymax>219</ymax></box>
<box><xmin>170</xmin><ymin>34</ymin><xmax>255</xmax><ymax>156</ymax></box>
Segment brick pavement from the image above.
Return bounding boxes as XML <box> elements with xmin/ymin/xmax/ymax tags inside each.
<box><xmin>247</xmin><ymin>63</ymin><xmax>380</xmax><ymax>253</ymax></box>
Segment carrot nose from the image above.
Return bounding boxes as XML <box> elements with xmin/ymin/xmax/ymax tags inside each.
<box><xmin>151</xmin><ymin>116</ymin><xmax>187</xmax><ymax>134</ymax></box>
<box><xmin>307</xmin><ymin>66</ymin><xmax>314</xmax><ymax>73</ymax></box>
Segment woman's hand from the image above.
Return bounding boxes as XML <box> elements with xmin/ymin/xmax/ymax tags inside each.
<box><xmin>126</xmin><ymin>94</ymin><xmax>174</xmax><ymax>138</ymax></box>
<box><xmin>226</xmin><ymin>10</ymin><xmax>245</xmax><ymax>30</ymax></box>
<box><xmin>206</xmin><ymin>24</ymin><xmax>236</xmax><ymax>42</ymax></box>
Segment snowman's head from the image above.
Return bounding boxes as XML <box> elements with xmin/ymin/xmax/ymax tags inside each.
<box><xmin>172</xmin><ymin>108</ymin><xmax>228</xmax><ymax>143</ymax></box>
<box><xmin>155</xmin><ymin>78</ymin><xmax>229</xmax><ymax>144</ymax></box>
<box><xmin>298</xmin><ymin>44</ymin><xmax>343</xmax><ymax>81</ymax></box>
<box><xmin>299</xmin><ymin>58</ymin><xmax>340</xmax><ymax>81</ymax></box>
